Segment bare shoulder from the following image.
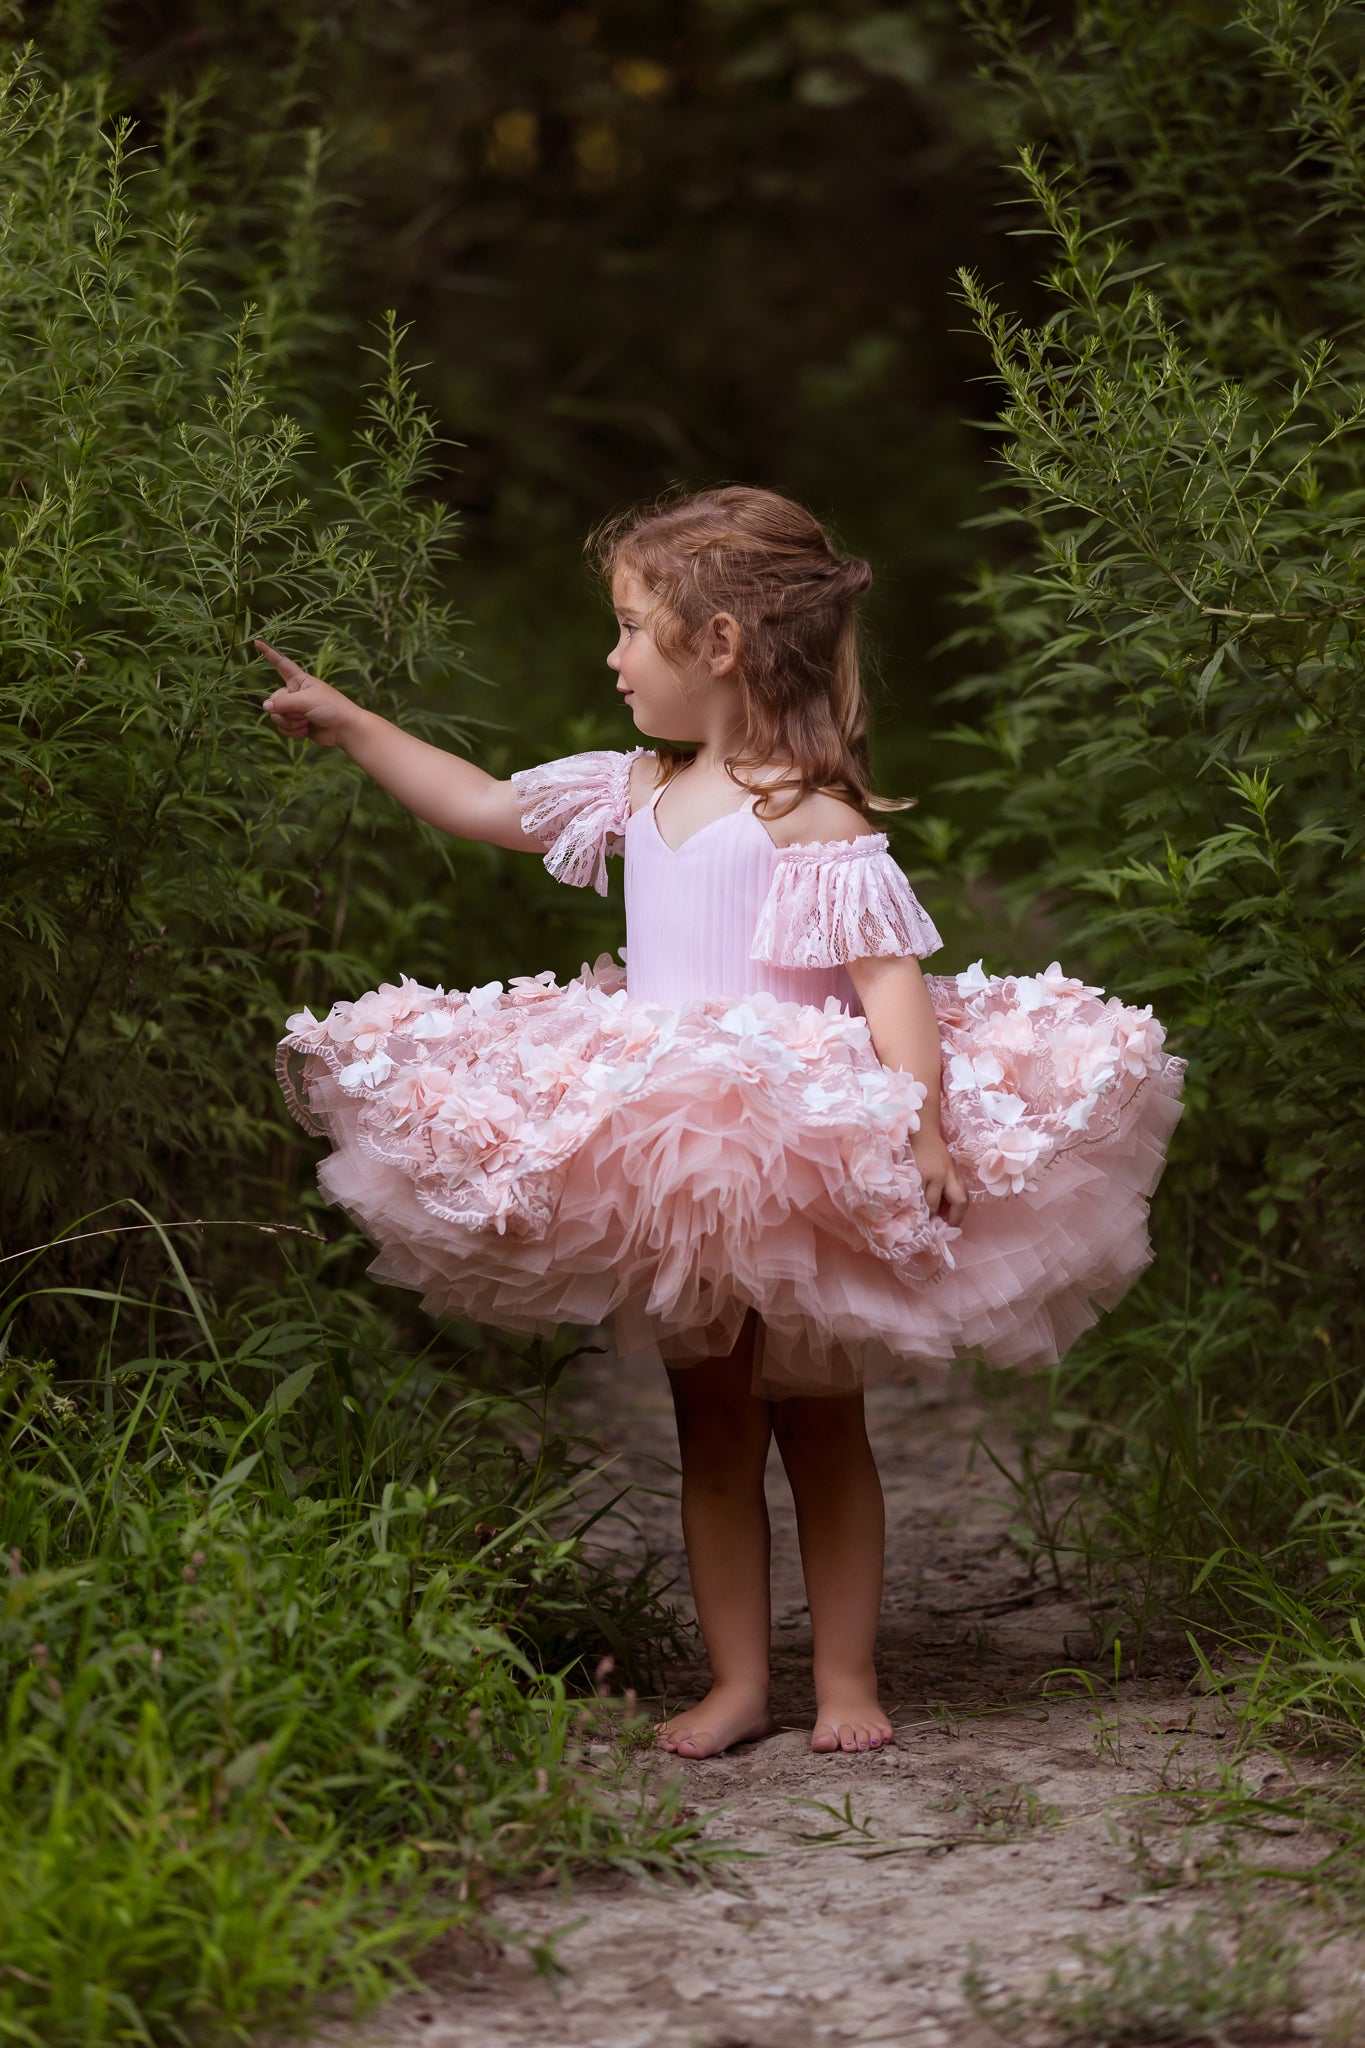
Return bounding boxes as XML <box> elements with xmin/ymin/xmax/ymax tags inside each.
<box><xmin>762</xmin><ymin>789</ymin><xmax>876</xmax><ymax>851</ymax></box>
<box><xmin>627</xmin><ymin>749</ymin><xmax>663</xmax><ymax>812</ymax></box>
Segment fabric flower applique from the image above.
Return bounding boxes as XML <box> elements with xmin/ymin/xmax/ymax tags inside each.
<box><xmin>463</xmin><ymin>981</ymin><xmax>506</xmax><ymax>1018</ymax></box>
<box><xmin>1109</xmin><ymin>1001</ymin><xmax>1167</xmax><ymax>1076</ymax></box>
<box><xmin>410</xmin><ymin>1006</ymin><xmax>459</xmax><ymax>1042</ymax></box>
<box><xmin>516</xmin><ymin>1037</ymin><xmax>598</xmax><ymax>1098</ymax></box>
<box><xmin>427</xmin><ymin>1082</ymin><xmax>523</xmax><ymax>1172</ymax></box>
<box><xmin>339</xmin><ymin>1050</ymin><xmax>396</xmax><ymax>1092</ymax></box>
<box><xmin>384</xmin><ymin>1063</ymin><xmax>467</xmax><ymax>1126</ymax></box>
<box><xmin>802</xmin><ymin>1078</ymin><xmax>851</xmax><ymax>1116</ymax></box>
<box><xmin>1063</xmin><ymin>1091</ymin><xmax>1101</xmax><ymax>1134</ymax></box>
<box><xmin>1043</xmin><ymin>962</ymin><xmax>1102</xmax><ymax>1001</ymax></box>
<box><xmin>713</xmin><ymin>1004</ymin><xmax>801</xmax><ymax>1085</ymax></box>
<box><xmin>788</xmin><ymin>996</ymin><xmax>868</xmax><ymax>1061</ymax></box>
<box><xmin>329</xmin><ymin>979</ymin><xmax>429</xmax><ymax>1053</ymax></box>
<box><xmin>1052</xmin><ymin>1020</ymin><xmax>1121</xmax><ymax>1096</ymax></box>
<box><xmin>978</xmin><ymin>1006</ymin><xmax>1036</xmax><ymax>1056</ymax></box>
<box><xmin>948</xmin><ymin>1049</ymin><xmax>1006</xmax><ymax>1094</ymax></box>
<box><xmin>976</xmin><ymin>1119</ymin><xmax>1049</xmax><ymax>1195</ymax></box>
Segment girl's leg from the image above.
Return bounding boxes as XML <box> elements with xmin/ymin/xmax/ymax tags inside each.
<box><xmin>658</xmin><ymin>1318</ymin><xmax>777</xmax><ymax>1759</ymax></box>
<box><xmin>772</xmin><ymin>1391</ymin><xmax>894</xmax><ymax>1753</ymax></box>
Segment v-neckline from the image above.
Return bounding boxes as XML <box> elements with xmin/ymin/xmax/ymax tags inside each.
<box><xmin>647</xmin><ymin>788</ymin><xmax>760</xmax><ymax>856</ymax></box>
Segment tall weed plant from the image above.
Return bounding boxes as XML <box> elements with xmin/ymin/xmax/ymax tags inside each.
<box><xmin>953</xmin><ymin>0</ymin><xmax>1365</xmax><ymax>1737</ymax></box>
<box><xmin>0</xmin><ymin>38</ymin><xmax>469</xmax><ymax>1264</ymax></box>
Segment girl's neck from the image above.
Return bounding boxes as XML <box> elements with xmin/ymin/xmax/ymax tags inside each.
<box><xmin>687</xmin><ymin>728</ymin><xmax>752</xmax><ymax>783</ymax></box>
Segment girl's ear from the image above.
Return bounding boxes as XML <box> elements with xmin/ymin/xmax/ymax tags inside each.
<box><xmin>705</xmin><ymin>612</ymin><xmax>742</xmax><ymax>678</ymax></box>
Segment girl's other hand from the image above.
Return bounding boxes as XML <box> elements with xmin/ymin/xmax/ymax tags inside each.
<box><xmin>257</xmin><ymin>640</ymin><xmax>356</xmax><ymax>747</ymax></box>
<box><xmin>910</xmin><ymin>1127</ymin><xmax>968</xmax><ymax>1228</ymax></box>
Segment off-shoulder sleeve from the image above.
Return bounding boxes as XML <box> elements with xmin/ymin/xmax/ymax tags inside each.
<box><xmin>510</xmin><ymin>748</ymin><xmax>644</xmax><ymax>895</ymax></box>
<box><xmin>751</xmin><ymin>833</ymin><xmax>943</xmax><ymax>967</ymax></box>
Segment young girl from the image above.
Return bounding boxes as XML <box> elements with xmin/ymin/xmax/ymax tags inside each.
<box><xmin>263</xmin><ymin>487</ymin><xmax>1184</xmax><ymax>1761</ymax></box>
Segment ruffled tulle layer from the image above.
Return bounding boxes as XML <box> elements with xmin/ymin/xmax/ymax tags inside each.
<box><xmin>277</xmin><ymin>957</ymin><xmax>1185</xmax><ymax>1397</ymax></box>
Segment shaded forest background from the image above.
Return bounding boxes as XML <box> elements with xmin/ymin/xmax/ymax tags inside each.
<box><xmin>97</xmin><ymin>0</ymin><xmax>1000</xmax><ymax>741</ymax></box>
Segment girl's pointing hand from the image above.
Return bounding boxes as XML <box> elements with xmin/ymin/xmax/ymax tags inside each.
<box><xmin>257</xmin><ymin>640</ymin><xmax>356</xmax><ymax>747</ymax></box>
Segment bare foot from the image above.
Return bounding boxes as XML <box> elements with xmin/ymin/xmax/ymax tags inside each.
<box><xmin>656</xmin><ymin>1684</ymin><xmax>776</xmax><ymax>1760</ymax></box>
<box><xmin>811</xmin><ymin>1694</ymin><xmax>895</xmax><ymax>1753</ymax></box>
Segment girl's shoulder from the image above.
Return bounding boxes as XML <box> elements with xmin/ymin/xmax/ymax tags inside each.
<box><xmin>762</xmin><ymin>789</ymin><xmax>877</xmax><ymax>853</ymax></box>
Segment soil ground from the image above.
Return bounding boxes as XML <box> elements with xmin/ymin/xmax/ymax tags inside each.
<box><xmin>308</xmin><ymin>1354</ymin><xmax>1365</xmax><ymax>2048</ymax></box>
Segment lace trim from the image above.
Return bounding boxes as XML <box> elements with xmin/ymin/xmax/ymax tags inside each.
<box><xmin>751</xmin><ymin>836</ymin><xmax>943</xmax><ymax>968</ymax></box>
<box><xmin>510</xmin><ymin>748</ymin><xmax>644</xmax><ymax>895</ymax></box>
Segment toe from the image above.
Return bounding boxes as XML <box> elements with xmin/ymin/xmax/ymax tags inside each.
<box><xmin>839</xmin><ymin>1722</ymin><xmax>858</xmax><ymax>1751</ymax></box>
<box><xmin>812</xmin><ymin>1721</ymin><xmax>839</xmax><ymax>1753</ymax></box>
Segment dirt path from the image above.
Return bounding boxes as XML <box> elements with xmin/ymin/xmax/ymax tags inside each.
<box><xmin>313</xmin><ymin>1355</ymin><xmax>1362</xmax><ymax>2047</ymax></box>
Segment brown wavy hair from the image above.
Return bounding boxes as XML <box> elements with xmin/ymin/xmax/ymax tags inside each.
<box><xmin>589</xmin><ymin>485</ymin><xmax>911</xmax><ymax>819</ymax></box>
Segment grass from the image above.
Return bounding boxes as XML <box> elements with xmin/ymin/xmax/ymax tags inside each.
<box><xmin>972</xmin><ymin>1285</ymin><xmax>1365</xmax><ymax>1907</ymax></box>
<box><xmin>964</xmin><ymin>1911</ymin><xmax>1302</xmax><ymax>2045</ymax></box>
<box><xmin>932</xmin><ymin>1779</ymin><xmax>1062</xmax><ymax>1840</ymax></box>
<box><xmin>0</xmin><ymin>1235</ymin><xmax>713</xmax><ymax>2046</ymax></box>
<box><xmin>1123</xmin><ymin>1762</ymin><xmax>1365</xmax><ymax>1922</ymax></box>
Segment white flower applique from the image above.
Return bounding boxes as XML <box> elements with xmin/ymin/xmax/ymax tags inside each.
<box><xmin>1064</xmin><ymin>1092</ymin><xmax>1101</xmax><ymax>1133</ymax></box>
<box><xmin>948</xmin><ymin>1049</ymin><xmax>1005</xmax><ymax>1094</ymax></box>
<box><xmin>464</xmin><ymin>980</ymin><xmax>506</xmax><ymax>1018</ymax></box>
<box><xmin>1037</xmin><ymin>960</ymin><xmax>1102</xmax><ymax>1001</ymax></box>
<box><xmin>339</xmin><ymin>1050</ymin><xmax>396</xmax><ymax>1092</ymax></box>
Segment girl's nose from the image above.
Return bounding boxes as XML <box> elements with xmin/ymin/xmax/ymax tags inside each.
<box><xmin>607</xmin><ymin>647</ymin><xmax>621</xmax><ymax>672</ymax></box>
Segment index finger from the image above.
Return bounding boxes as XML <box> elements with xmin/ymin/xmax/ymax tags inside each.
<box><xmin>255</xmin><ymin>639</ymin><xmax>309</xmax><ymax>690</ymax></box>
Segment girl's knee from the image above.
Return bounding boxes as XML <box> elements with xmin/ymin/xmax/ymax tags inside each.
<box><xmin>670</xmin><ymin>1370</ymin><xmax>771</xmax><ymax>1468</ymax></box>
<box><xmin>772</xmin><ymin>1391</ymin><xmax>867</xmax><ymax>1451</ymax></box>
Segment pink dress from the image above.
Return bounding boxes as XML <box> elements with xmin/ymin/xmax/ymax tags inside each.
<box><xmin>277</xmin><ymin>749</ymin><xmax>1185</xmax><ymax>1396</ymax></box>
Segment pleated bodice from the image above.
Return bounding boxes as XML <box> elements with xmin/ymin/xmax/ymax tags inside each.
<box><xmin>623</xmin><ymin>789</ymin><xmax>858</xmax><ymax>1012</ymax></box>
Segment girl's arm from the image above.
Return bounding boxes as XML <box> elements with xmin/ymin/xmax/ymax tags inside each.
<box><xmin>846</xmin><ymin>953</ymin><xmax>968</xmax><ymax>1227</ymax></box>
<box><xmin>257</xmin><ymin>641</ymin><xmax>535</xmax><ymax>850</ymax></box>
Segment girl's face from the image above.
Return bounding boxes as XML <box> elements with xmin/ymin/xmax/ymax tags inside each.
<box><xmin>608</xmin><ymin>570</ymin><xmax>710</xmax><ymax>743</ymax></box>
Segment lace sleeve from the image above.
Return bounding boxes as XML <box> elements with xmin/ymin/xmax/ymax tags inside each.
<box><xmin>510</xmin><ymin>748</ymin><xmax>644</xmax><ymax>895</ymax></box>
<box><xmin>751</xmin><ymin>834</ymin><xmax>943</xmax><ymax>967</ymax></box>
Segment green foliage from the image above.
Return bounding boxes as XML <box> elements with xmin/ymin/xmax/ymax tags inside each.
<box><xmin>0</xmin><ymin>42</ymin><xmax>471</xmax><ymax>1251</ymax></box>
<box><xmin>0</xmin><ymin>1254</ymin><xmax>702</xmax><ymax>2045</ymax></box>
<box><xmin>85</xmin><ymin>0</ymin><xmax>1010</xmax><ymax>799</ymax></box>
<box><xmin>965</xmin><ymin>1911</ymin><xmax>1301</xmax><ymax>2045</ymax></box>
<box><xmin>951</xmin><ymin>0</ymin><xmax>1365</xmax><ymax>1740</ymax></box>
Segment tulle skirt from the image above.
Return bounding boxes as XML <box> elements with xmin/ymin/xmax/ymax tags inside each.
<box><xmin>277</xmin><ymin>956</ymin><xmax>1185</xmax><ymax>1397</ymax></box>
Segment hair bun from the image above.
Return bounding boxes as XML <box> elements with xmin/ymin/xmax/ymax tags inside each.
<box><xmin>834</xmin><ymin>555</ymin><xmax>874</xmax><ymax>602</ymax></box>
